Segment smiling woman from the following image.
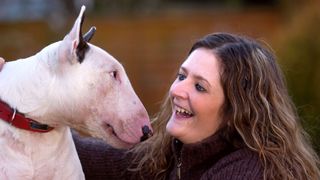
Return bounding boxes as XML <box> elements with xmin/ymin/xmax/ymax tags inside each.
<box><xmin>66</xmin><ymin>33</ymin><xmax>319</xmax><ymax>179</ymax></box>
<box><xmin>166</xmin><ymin>48</ymin><xmax>225</xmax><ymax>144</ymax></box>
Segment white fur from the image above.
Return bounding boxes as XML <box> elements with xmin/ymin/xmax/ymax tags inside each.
<box><xmin>0</xmin><ymin>6</ymin><xmax>151</xmax><ymax>180</ymax></box>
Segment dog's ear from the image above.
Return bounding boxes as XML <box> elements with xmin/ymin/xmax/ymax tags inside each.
<box><xmin>61</xmin><ymin>5</ymin><xmax>91</xmax><ymax>64</ymax></box>
<box><xmin>83</xmin><ymin>26</ymin><xmax>96</xmax><ymax>42</ymax></box>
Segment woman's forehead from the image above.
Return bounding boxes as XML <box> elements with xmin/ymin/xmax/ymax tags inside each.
<box><xmin>180</xmin><ymin>49</ymin><xmax>221</xmax><ymax>84</ymax></box>
<box><xmin>182</xmin><ymin>49</ymin><xmax>219</xmax><ymax>71</ymax></box>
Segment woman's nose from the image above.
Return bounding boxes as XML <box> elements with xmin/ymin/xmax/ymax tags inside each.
<box><xmin>170</xmin><ymin>81</ymin><xmax>188</xmax><ymax>99</ymax></box>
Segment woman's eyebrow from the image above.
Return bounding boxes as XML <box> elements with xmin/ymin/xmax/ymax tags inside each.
<box><xmin>180</xmin><ymin>66</ymin><xmax>211</xmax><ymax>88</ymax></box>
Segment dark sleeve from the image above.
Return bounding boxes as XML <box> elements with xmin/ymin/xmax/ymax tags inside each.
<box><xmin>72</xmin><ymin>131</ymin><xmax>132</xmax><ymax>180</ymax></box>
<box><xmin>200</xmin><ymin>149</ymin><xmax>263</xmax><ymax>180</ymax></box>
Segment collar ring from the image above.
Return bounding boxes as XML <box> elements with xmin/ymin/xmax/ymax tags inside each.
<box><xmin>10</xmin><ymin>109</ymin><xmax>17</xmax><ymax>124</ymax></box>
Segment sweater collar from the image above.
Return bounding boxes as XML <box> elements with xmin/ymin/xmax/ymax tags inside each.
<box><xmin>172</xmin><ymin>132</ymin><xmax>233</xmax><ymax>177</ymax></box>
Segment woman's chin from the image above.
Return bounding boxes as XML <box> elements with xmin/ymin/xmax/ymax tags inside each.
<box><xmin>166</xmin><ymin>118</ymin><xmax>185</xmax><ymax>139</ymax></box>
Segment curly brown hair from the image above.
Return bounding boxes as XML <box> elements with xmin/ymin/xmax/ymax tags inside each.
<box><xmin>129</xmin><ymin>32</ymin><xmax>320</xmax><ymax>180</ymax></box>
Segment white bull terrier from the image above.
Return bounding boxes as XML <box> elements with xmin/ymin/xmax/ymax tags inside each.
<box><xmin>0</xmin><ymin>6</ymin><xmax>152</xmax><ymax>180</ymax></box>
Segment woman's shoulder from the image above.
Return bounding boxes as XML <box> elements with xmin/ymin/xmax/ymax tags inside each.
<box><xmin>201</xmin><ymin>147</ymin><xmax>264</xmax><ymax>180</ymax></box>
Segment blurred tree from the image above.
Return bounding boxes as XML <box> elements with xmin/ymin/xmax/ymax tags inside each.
<box><xmin>276</xmin><ymin>1</ymin><xmax>320</xmax><ymax>153</ymax></box>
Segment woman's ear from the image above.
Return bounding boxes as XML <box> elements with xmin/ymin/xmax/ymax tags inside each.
<box><xmin>0</xmin><ymin>57</ymin><xmax>5</xmax><ymax>70</ymax></box>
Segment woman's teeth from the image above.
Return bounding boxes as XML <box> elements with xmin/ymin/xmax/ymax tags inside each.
<box><xmin>176</xmin><ymin>107</ymin><xmax>193</xmax><ymax>116</ymax></box>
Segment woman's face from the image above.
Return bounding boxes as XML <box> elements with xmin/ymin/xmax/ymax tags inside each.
<box><xmin>166</xmin><ymin>48</ymin><xmax>225</xmax><ymax>144</ymax></box>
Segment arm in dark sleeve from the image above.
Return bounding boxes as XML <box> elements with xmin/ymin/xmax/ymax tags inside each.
<box><xmin>72</xmin><ymin>131</ymin><xmax>132</xmax><ymax>180</ymax></box>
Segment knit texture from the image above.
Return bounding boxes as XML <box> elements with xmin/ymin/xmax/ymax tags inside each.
<box><xmin>73</xmin><ymin>132</ymin><xmax>132</xmax><ymax>180</ymax></box>
<box><xmin>168</xmin><ymin>134</ymin><xmax>263</xmax><ymax>180</ymax></box>
<box><xmin>73</xmin><ymin>131</ymin><xmax>263</xmax><ymax>180</ymax></box>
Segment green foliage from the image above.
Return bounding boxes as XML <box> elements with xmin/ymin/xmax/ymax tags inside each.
<box><xmin>277</xmin><ymin>6</ymin><xmax>320</xmax><ymax>153</ymax></box>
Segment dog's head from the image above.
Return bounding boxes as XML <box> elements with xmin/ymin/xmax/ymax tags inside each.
<box><xmin>36</xmin><ymin>6</ymin><xmax>152</xmax><ymax>148</ymax></box>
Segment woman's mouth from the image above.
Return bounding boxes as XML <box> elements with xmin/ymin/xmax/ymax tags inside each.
<box><xmin>175</xmin><ymin>106</ymin><xmax>194</xmax><ymax>118</ymax></box>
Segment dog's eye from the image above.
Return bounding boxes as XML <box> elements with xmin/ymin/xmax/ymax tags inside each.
<box><xmin>110</xmin><ymin>71</ymin><xmax>117</xmax><ymax>79</ymax></box>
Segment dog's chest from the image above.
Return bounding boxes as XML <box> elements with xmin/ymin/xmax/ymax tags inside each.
<box><xmin>0</xmin><ymin>125</ymin><xmax>84</xmax><ymax>180</ymax></box>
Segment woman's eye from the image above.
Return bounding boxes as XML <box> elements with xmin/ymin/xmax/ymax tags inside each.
<box><xmin>195</xmin><ymin>83</ymin><xmax>206</xmax><ymax>92</ymax></box>
<box><xmin>177</xmin><ymin>73</ymin><xmax>186</xmax><ymax>81</ymax></box>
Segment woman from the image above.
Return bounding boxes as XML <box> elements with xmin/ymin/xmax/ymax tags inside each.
<box><xmin>71</xmin><ymin>32</ymin><xmax>320</xmax><ymax>180</ymax></box>
<box><xmin>2</xmin><ymin>33</ymin><xmax>320</xmax><ymax>179</ymax></box>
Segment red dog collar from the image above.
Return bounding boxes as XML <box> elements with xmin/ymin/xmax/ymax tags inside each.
<box><xmin>0</xmin><ymin>99</ymin><xmax>54</xmax><ymax>133</ymax></box>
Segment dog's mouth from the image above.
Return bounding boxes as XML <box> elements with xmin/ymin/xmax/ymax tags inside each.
<box><xmin>106</xmin><ymin>123</ymin><xmax>117</xmax><ymax>136</ymax></box>
<box><xmin>103</xmin><ymin>123</ymin><xmax>135</xmax><ymax>148</ymax></box>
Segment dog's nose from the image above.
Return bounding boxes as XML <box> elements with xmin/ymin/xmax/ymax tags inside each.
<box><xmin>140</xmin><ymin>125</ymin><xmax>153</xmax><ymax>142</ymax></box>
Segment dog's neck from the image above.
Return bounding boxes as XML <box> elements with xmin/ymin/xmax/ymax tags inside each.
<box><xmin>0</xmin><ymin>43</ymin><xmax>61</xmax><ymax>125</ymax></box>
<box><xmin>0</xmin><ymin>99</ymin><xmax>54</xmax><ymax>133</ymax></box>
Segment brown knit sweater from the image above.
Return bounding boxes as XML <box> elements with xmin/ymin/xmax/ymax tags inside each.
<box><xmin>73</xmin><ymin>132</ymin><xmax>263</xmax><ymax>180</ymax></box>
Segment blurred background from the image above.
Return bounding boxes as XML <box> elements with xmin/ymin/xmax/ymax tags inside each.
<box><xmin>0</xmin><ymin>0</ymin><xmax>319</xmax><ymax>153</ymax></box>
